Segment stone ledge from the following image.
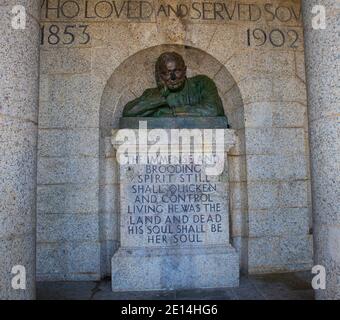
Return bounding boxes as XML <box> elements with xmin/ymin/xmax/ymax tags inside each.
<box><xmin>119</xmin><ymin>117</ymin><xmax>230</xmax><ymax>129</ymax></box>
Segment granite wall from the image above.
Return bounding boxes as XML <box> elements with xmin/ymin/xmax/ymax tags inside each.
<box><xmin>36</xmin><ymin>0</ymin><xmax>313</xmax><ymax>281</ymax></box>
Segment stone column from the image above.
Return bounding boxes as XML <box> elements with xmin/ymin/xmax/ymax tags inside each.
<box><xmin>302</xmin><ymin>1</ymin><xmax>340</xmax><ymax>300</ymax></box>
<box><xmin>0</xmin><ymin>1</ymin><xmax>41</xmax><ymax>299</ymax></box>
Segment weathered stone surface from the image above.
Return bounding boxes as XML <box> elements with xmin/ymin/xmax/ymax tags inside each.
<box><xmin>0</xmin><ymin>0</ymin><xmax>40</xmax><ymax>300</ymax></box>
<box><xmin>66</xmin><ymin>241</ymin><xmax>101</xmax><ymax>277</ymax></box>
<box><xmin>38</xmin><ymin>128</ymin><xmax>99</xmax><ymax>157</ymax></box>
<box><xmin>36</xmin><ymin>243</ymin><xmax>65</xmax><ymax>276</ymax></box>
<box><xmin>247</xmin><ymin>182</ymin><xmax>279</xmax><ymax>209</ymax></box>
<box><xmin>226</xmin><ymin>51</ymin><xmax>296</xmax><ymax>82</ymax></box>
<box><xmin>40</xmin><ymin>48</ymin><xmax>92</xmax><ymax>75</ymax></box>
<box><xmin>248</xmin><ymin>234</ymin><xmax>313</xmax><ymax>274</ymax></box>
<box><xmin>37</xmin><ymin>157</ymin><xmax>98</xmax><ymax>185</ymax></box>
<box><xmin>37</xmin><ymin>241</ymin><xmax>101</xmax><ymax>281</ymax></box>
<box><xmin>245</xmin><ymin>128</ymin><xmax>305</xmax><ymax>155</ymax></box>
<box><xmin>38</xmin><ymin>75</ymin><xmax>102</xmax><ymax>129</ymax></box>
<box><xmin>302</xmin><ymin>0</ymin><xmax>340</xmax><ymax>300</ymax></box>
<box><xmin>244</xmin><ymin>102</ymin><xmax>307</xmax><ymax>128</ymax></box>
<box><xmin>37</xmin><ymin>214</ymin><xmax>99</xmax><ymax>242</ymax></box>
<box><xmin>247</xmin><ymin>154</ymin><xmax>308</xmax><ymax>181</ymax></box>
<box><xmin>278</xmin><ymin>180</ymin><xmax>309</xmax><ymax>208</ymax></box>
<box><xmin>112</xmin><ymin>247</ymin><xmax>239</xmax><ymax>291</ymax></box>
<box><xmin>249</xmin><ymin>208</ymin><xmax>310</xmax><ymax>237</ymax></box>
<box><xmin>37</xmin><ymin>184</ymin><xmax>99</xmax><ymax>214</ymax></box>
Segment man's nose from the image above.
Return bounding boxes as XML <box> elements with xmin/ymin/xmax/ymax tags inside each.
<box><xmin>170</xmin><ymin>72</ymin><xmax>176</xmax><ymax>81</ymax></box>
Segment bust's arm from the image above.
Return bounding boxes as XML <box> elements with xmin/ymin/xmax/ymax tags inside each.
<box><xmin>123</xmin><ymin>89</ymin><xmax>170</xmax><ymax>117</ymax></box>
<box><xmin>175</xmin><ymin>76</ymin><xmax>225</xmax><ymax>117</ymax></box>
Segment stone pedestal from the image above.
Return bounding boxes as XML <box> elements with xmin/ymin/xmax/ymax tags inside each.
<box><xmin>111</xmin><ymin>119</ymin><xmax>239</xmax><ymax>291</ymax></box>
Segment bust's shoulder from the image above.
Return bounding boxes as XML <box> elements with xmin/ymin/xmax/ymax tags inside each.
<box><xmin>188</xmin><ymin>75</ymin><xmax>218</xmax><ymax>91</ymax></box>
<box><xmin>189</xmin><ymin>74</ymin><xmax>215</xmax><ymax>85</ymax></box>
<box><xmin>141</xmin><ymin>87</ymin><xmax>161</xmax><ymax>97</ymax></box>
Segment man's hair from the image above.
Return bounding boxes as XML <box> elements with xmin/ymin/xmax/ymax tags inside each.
<box><xmin>155</xmin><ymin>52</ymin><xmax>186</xmax><ymax>86</ymax></box>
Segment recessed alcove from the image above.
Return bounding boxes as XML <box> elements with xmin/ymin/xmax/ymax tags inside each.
<box><xmin>98</xmin><ymin>44</ymin><xmax>248</xmax><ymax>276</ymax></box>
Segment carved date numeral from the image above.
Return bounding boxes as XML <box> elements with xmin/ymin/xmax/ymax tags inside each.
<box><xmin>247</xmin><ymin>28</ymin><xmax>299</xmax><ymax>48</ymax></box>
<box><xmin>41</xmin><ymin>24</ymin><xmax>90</xmax><ymax>45</ymax></box>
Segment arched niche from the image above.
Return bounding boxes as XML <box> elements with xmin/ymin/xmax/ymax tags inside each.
<box><xmin>98</xmin><ymin>44</ymin><xmax>248</xmax><ymax>277</ymax></box>
<box><xmin>100</xmin><ymin>44</ymin><xmax>244</xmax><ymax>131</ymax></box>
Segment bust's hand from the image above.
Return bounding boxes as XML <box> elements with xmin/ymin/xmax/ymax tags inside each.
<box><xmin>158</xmin><ymin>82</ymin><xmax>171</xmax><ymax>98</ymax></box>
<box><xmin>152</xmin><ymin>106</ymin><xmax>174</xmax><ymax>117</ymax></box>
<box><xmin>142</xmin><ymin>89</ymin><xmax>167</xmax><ymax>104</ymax></box>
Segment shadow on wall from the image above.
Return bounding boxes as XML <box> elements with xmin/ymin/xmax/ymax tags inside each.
<box><xmin>98</xmin><ymin>44</ymin><xmax>248</xmax><ymax>277</ymax></box>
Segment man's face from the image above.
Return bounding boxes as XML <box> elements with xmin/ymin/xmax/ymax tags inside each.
<box><xmin>159</xmin><ymin>59</ymin><xmax>187</xmax><ymax>91</ymax></box>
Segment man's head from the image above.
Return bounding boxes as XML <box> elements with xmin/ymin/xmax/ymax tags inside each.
<box><xmin>155</xmin><ymin>52</ymin><xmax>187</xmax><ymax>92</ymax></box>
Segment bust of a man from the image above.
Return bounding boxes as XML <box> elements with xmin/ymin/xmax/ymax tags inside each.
<box><xmin>122</xmin><ymin>52</ymin><xmax>226</xmax><ymax>118</ymax></box>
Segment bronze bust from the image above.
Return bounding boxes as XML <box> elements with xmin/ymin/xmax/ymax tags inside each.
<box><xmin>122</xmin><ymin>52</ymin><xmax>227</xmax><ymax>119</ymax></box>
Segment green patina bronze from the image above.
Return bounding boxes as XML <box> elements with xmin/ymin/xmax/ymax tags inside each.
<box><xmin>122</xmin><ymin>52</ymin><xmax>228</xmax><ymax>122</ymax></box>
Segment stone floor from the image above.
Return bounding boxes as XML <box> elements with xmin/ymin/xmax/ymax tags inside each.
<box><xmin>37</xmin><ymin>271</ymin><xmax>314</xmax><ymax>300</ymax></box>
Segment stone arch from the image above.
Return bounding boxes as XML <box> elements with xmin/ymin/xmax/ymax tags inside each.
<box><xmin>98</xmin><ymin>44</ymin><xmax>248</xmax><ymax>276</ymax></box>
